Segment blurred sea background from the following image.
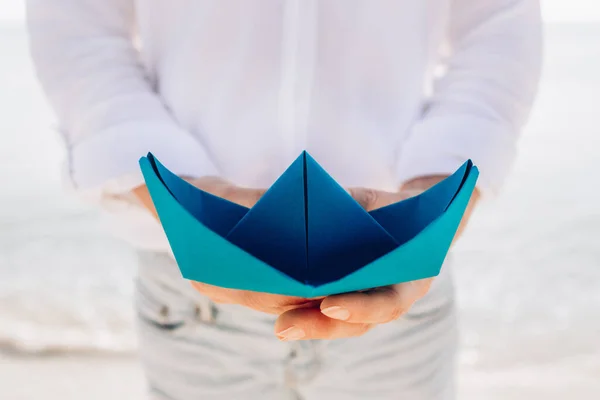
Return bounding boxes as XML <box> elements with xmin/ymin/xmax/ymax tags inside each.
<box><xmin>0</xmin><ymin>1</ymin><xmax>599</xmax><ymax>399</ymax></box>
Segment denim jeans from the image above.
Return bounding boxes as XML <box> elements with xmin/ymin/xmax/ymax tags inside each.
<box><xmin>135</xmin><ymin>251</ymin><xmax>457</xmax><ymax>400</ymax></box>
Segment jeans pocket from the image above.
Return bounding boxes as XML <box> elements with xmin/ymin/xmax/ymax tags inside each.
<box><xmin>134</xmin><ymin>277</ymin><xmax>195</xmax><ymax>332</ymax></box>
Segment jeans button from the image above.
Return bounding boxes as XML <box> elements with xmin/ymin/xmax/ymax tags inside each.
<box><xmin>159</xmin><ymin>305</ymin><xmax>169</xmax><ymax>318</ymax></box>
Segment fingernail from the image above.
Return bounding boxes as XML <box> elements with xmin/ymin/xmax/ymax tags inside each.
<box><xmin>277</xmin><ymin>326</ymin><xmax>305</xmax><ymax>341</ymax></box>
<box><xmin>321</xmin><ymin>306</ymin><xmax>351</xmax><ymax>321</ymax></box>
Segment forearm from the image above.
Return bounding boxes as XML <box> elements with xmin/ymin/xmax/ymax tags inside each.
<box><xmin>26</xmin><ymin>0</ymin><xmax>217</xmax><ymax>197</ymax></box>
<box><xmin>397</xmin><ymin>0</ymin><xmax>542</xmax><ymax>195</ymax></box>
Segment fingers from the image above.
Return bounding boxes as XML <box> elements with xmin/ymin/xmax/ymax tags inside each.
<box><xmin>189</xmin><ymin>281</ymin><xmax>319</xmax><ymax>314</ymax></box>
<box><xmin>237</xmin><ymin>289</ymin><xmax>319</xmax><ymax>314</ymax></box>
<box><xmin>320</xmin><ymin>287</ymin><xmax>403</xmax><ymax>323</ymax></box>
<box><xmin>186</xmin><ymin>177</ymin><xmax>267</xmax><ymax>208</ymax></box>
<box><xmin>192</xmin><ymin>278</ymin><xmax>432</xmax><ymax>341</ymax></box>
<box><xmin>347</xmin><ymin>187</ymin><xmax>409</xmax><ymax>211</ymax></box>
<box><xmin>132</xmin><ymin>185</ymin><xmax>158</xmax><ymax>218</ymax></box>
<box><xmin>190</xmin><ymin>281</ymin><xmax>242</xmax><ymax>305</ymax></box>
<box><xmin>347</xmin><ymin>187</ymin><xmax>380</xmax><ymax>210</ymax></box>
<box><xmin>320</xmin><ymin>278</ymin><xmax>434</xmax><ymax>324</ymax></box>
<box><xmin>274</xmin><ymin>279</ymin><xmax>433</xmax><ymax>340</ymax></box>
<box><xmin>275</xmin><ymin>308</ymin><xmax>373</xmax><ymax>341</ymax></box>
<box><xmin>225</xmin><ymin>187</ymin><xmax>267</xmax><ymax>208</ymax></box>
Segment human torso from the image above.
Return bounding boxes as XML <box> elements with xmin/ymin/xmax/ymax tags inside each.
<box><xmin>135</xmin><ymin>0</ymin><xmax>450</xmax><ymax>190</ymax></box>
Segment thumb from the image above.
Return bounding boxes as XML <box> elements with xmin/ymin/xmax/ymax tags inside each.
<box><xmin>186</xmin><ymin>177</ymin><xmax>266</xmax><ymax>208</ymax></box>
<box><xmin>348</xmin><ymin>188</ymin><xmax>406</xmax><ymax>211</ymax></box>
<box><xmin>132</xmin><ymin>185</ymin><xmax>158</xmax><ymax>218</ymax></box>
<box><xmin>224</xmin><ymin>187</ymin><xmax>267</xmax><ymax>208</ymax></box>
<box><xmin>347</xmin><ymin>187</ymin><xmax>379</xmax><ymax>210</ymax></box>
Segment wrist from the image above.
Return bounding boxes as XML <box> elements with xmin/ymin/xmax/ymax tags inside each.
<box><xmin>400</xmin><ymin>175</ymin><xmax>448</xmax><ymax>192</ymax></box>
<box><xmin>182</xmin><ymin>176</ymin><xmax>232</xmax><ymax>197</ymax></box>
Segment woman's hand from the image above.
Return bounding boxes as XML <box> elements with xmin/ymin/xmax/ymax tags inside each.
<box><xmin>133</xmin><ymin>176</ymin><xmax>268</xmax><ymax>213</ymax></box>
<box><xmin>274</xmin><ymin>176</ymin><xmax>480</xmax><ymax>341</ymax></box>
<box><xmin>133</xmin><ymin>177</ymin><xmax>322</xmax><ymax>315</ymax></box>
<box><xmin>133</xmin><ymin>174</ymin><xmax>479</xmax><ymax>341</ymax></box>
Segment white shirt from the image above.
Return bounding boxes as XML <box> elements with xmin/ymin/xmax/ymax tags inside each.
<box><xmin>26</xmin><ymin>0</ymin><xmax>542</xmax><ymax>250</ymax></box>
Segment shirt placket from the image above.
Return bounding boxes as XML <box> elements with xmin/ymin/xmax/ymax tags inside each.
<box><xmin>279</xmin><ymin>0</ymin><xmax>317</xmax><ymax>162</ymax></box>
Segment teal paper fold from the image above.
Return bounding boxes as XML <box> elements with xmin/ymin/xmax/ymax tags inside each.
<box><xmin>140</xmin><ymin>151</ymin><xmax>479</xmax><ymax>297</ymax></box>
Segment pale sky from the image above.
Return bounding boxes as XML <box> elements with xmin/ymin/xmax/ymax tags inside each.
<box><xmin>1</xmin><ymin>0</ymin><xmax>600</xmax><ymax>23</ymax></box>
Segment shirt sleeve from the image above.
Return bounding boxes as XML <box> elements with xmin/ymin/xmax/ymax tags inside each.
<box><xmin>26</xmin><ymin>0</ymin><xmax>219</xmax><ymax>199</ymax></box>
<box><xmin>396</xmin><ymin>0</ymin><xmax>543</xmax><ymax>194</ymax></box>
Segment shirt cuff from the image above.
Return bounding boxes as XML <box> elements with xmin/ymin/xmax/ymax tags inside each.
<box><xmin>64</xmin><ymin>121</ymin><xmax>219</xmax><ymax>195</ymax></box>
<box><xmin>396</xmin><ymin>115</ymin><xmax>518</xmax><ymax>196</ymax></box>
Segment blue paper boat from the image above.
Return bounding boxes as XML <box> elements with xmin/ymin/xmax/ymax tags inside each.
<box><xmin>139</xmin><ymin>152</ymin><xmax>478</xmax><ymax>297</ymax></box>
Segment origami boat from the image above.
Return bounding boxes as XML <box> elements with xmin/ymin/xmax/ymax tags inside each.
<box><xmin>139</xmin><ymin>152</ymin><xmax>478</xmax><ymax>297</ymax></box>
